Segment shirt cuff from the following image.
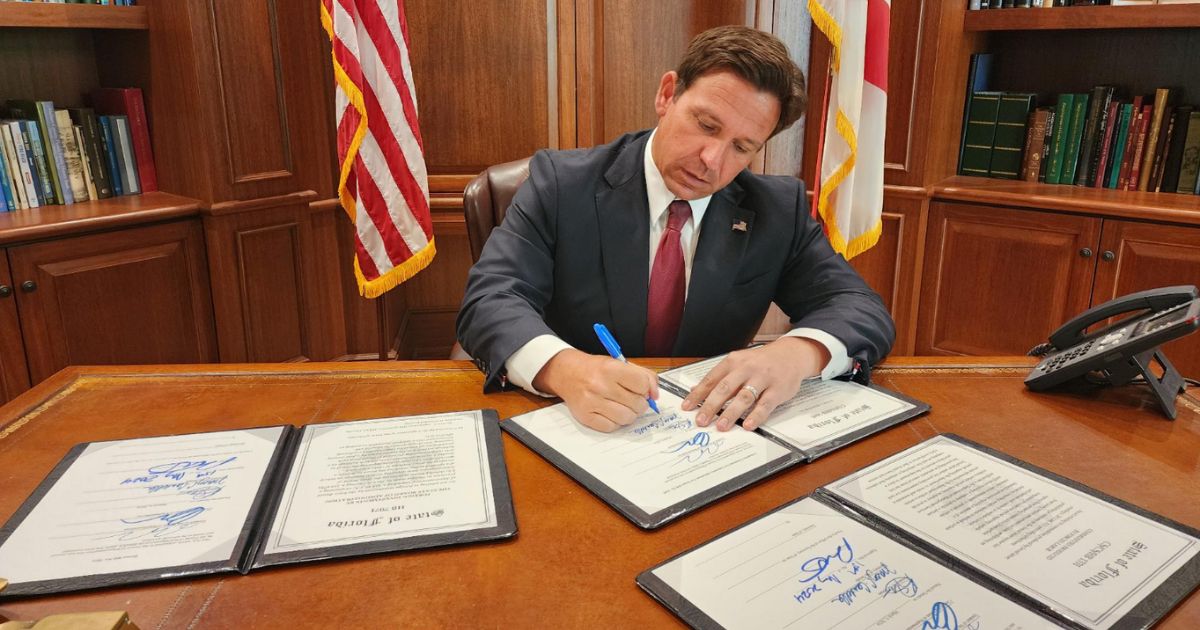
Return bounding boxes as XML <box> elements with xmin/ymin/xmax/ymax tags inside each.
<box><xmin>504</xmin><ymin>334</ymin><xmax>575</xmax><ymax>397</ymax></box>
<box><xmin>783</xmin><ymin>327</ymin><xmax>852</xmax><ymax>380</ymax></box>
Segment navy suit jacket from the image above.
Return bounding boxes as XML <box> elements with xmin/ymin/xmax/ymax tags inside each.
<box><xmin>457</xmin><ymin>130</ymin><xmax>895</xmax><ymax>390</ymax></box>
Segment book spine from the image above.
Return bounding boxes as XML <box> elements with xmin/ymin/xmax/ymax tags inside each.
<box><xmin>54</xmin><ymin>109</ymin><xmax>89</xmax><ymax>202</ymax></box>
<box><xmin>74</xmin><ymin>126</ymin><xmax>97</xmax><ymax>201</ymax></box>
<box><xmin>1149</xmin><ymin>108</ymin><xmax>1177</xmax><ymax>192</ymax></box>
<box><xmin>1074</xmin><ymin>86</ymin><xmax>1111</xmax><ymax>186</ymax></box>
<box><xmin>1045</xmin><ymin>94</ymin><xmax>1075</xmax><ymax>184</ymax></box>
<box><xmin>123</xmin><ymin>88</ymin><xmax>157</xmax><ymax>193</ymax></box>
<box><xmin>989</xmin><ymin>93</ymin><xmax>1035</xmax><ymax>180</ymax></box>
<box><xmin>113</xmin><ymin>116</ymin><xmax>141</xmax><ymax>195</ymax></box>
<box><xmin>1038</xmin><ymin>109</ymin><xmax>1056</xmax><ymax>182</ymax></box>
<box><xmin>1138</xmin><ymin>88</ymin><xmax>1171</xmax><ymax>191</ymax></box>
<box><xmin>1061</xmin><ymin>94</ymin><xmax>1090</xmax><ymax>185</ymax></box>
<box><xmin>36</xmin><ymin>102</ymin><xmax>73</xmax><ymax>205</ymax></box>
<box><xmin>22</xmin><ymin>121</ymin><xmax>54</xmax><ymax>206</ymax></box>
<box><xmin>1158</xmin><ymin>106</ymin><xmax>1192</xmax><ymax>193</ymax></box>
<box><xmin>1126</xmin><ymin>105</ymin><xmax>1153</xmax><ymax>191</ymax></box>
<box><xmin>98</xmin><ymin>116</ymin><xmax>124</xmax><ymax>197</ymax></box>
<box><xmin>1116</xmin><ymin>96</ymin><xmax>1144</xmax><ymax>190</ymax></box>
<box><xmin>1022</xmin><ymin>109</ymin><xmax>1050</xmax><ymax>182</ymax></box>
<box><xmin>76</xmin><ymin>110</ymin><xmax>113</xmax><ymax>199</ymax></box>
<box><xmin>958</xmin><ymin>54</ymin><xmax>993</xmax><ymax>175</ymax></box>
<box><xmin>960</xmin><ymin>92</ymin><xmax>1002</xmax><ymax>178</ymax></box>
<box><xmin>1176</xmin><ymin>112</ymin><xmax>1200</xmax><ymax>194</ymax></box>
<box><xmin>1093</xmin><ymin>100</ymin><xmax>1120</xmax><ymax>189</ymax></box>
<box><xmin>0</xmin><ymin>147</ymin><xmax>12</xmax><ymax>211</ymax></box>
<box><xmin>1106</xmin><ymin>104</ymin><xmax>1133</xmax><ymax>189</ymax></box>
<box><xmin>4</xmin><ymin>123</ymin><xmax>38</xmax><ymax>209</ymax></box>
<box><xmin>0</xmin><ymin>125</ymin><xmax>26</xmax><ymax>210</ymax></box>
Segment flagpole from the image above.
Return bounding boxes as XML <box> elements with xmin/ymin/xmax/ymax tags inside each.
<box><xmin>809</xmin><ymin>49</ymin><xmax>834</xmax><ymax>222</ymax></box>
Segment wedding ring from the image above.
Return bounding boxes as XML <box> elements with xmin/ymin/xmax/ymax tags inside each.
<box><xmin>741</xmin><ymin>384</ymin><xmax>760</xmax><ymax>402</ymax></box>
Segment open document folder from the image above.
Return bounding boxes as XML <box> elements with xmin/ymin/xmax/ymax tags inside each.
<box><xmin>503</xmin><ymin>356</ymin><xmax>929</xmax><ymax>528</ymax></box>
<box><xmin>0</xmin><ymin>410</ymin><xmax>516</xmax><ymax>599</ymax></box>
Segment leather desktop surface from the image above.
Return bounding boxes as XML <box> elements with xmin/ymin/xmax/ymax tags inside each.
<box><xmin>0</xmin><ymin>357</ymin><xmax>1197</xmax><ymax>628</ymax></box>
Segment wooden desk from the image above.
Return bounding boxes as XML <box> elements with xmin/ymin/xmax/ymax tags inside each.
<box><xmin>0</xmin><ymin>358</ymin><xmax>1198</xmax><ymax>628</ymax></box>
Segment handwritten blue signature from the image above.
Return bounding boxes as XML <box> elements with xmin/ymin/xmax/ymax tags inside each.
<box><xmin>100</xmin><ymin>506</ymin><xmax>208</xmax><ymax>541</ymax></box>
<box><xmin>799</xmin><ymin>537</ymin><xmax>855</xmax><ymax>584</ymax></box>
<box><xmin>632</xmin><ymin>413</ymin><xmax>692</xmax><ymax>436</ymax></box>
<box><xmin>920</xmin><ymin>602</ymin><xmax>958</xmax><ymax>630</ymax></box>
<box><xmin>122</xmin><ymin>456</ymin><xmax>238</xmax><ymax>495</ymax></box>
<box><xmin>666</xmin><ymin>431</ymin><xmax>722</xmax><ymax>463</ymax></box>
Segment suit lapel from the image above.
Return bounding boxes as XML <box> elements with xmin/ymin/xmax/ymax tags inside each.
<box><xmin>675</xmin><ymin>181</ymin><xmax>754</xmax><ymax>353</ymax></box>
<box><xmin>595</xmin><ymin>135</ymin><xmax>651</xmax><ymax>354</ymax></box>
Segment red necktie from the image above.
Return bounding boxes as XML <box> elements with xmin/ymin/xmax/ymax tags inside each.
<box><xmin>645</xmin><ymin>200</ymin><xmax>691</xmax><ymax>356</ymax></box>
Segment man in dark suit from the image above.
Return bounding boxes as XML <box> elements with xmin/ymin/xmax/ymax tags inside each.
<box><xmin>457</xmin><ymin>25</ymin><xmax>894</xmax><ymax>433</ymax></box>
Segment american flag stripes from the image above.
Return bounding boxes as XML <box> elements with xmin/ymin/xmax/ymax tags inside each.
<box><xmin>321</xmin><ymin>0</ymin><xmax>434</xmax><ymax>298</ymax></box>
<box><xmin>809</xmin><ymin>0</ymin><xmax>890</xmax><ymax>260</ymax></box>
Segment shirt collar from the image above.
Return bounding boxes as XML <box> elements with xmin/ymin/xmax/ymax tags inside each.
<box><xmin>644</xmin><ymin>128</ymin><xmax>712</xmax><ymax>227</ymax></box>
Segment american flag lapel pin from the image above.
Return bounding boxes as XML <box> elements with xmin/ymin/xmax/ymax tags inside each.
<box><xmin>732</xmin><ymin>220</ymin><xmax>748</xmax><ymax>232</ymax></box>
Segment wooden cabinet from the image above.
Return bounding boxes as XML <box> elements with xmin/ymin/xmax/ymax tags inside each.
<box><xmin>850</xmin><ymin>193</ymin><xmax>926</xmax><ymax>356</ymax></box>
<box><xmin>917</xmin><ymin>201</ymin><xmax>1200</xmax><ymax>378</ymax></box>
<box><xmin>0</xmin><ymin>255</ymin><xmax>30</xmax><ymax>402</ymax></box>
<box><xmin>2</xmin><ymin>220</ymin><xmax>216</xmax><ymax>393</ymax></box>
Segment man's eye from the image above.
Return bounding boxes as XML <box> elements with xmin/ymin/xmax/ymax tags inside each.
<box><xmin>698</xmin><ymin>121</ymin><xmax>716</xmax><ymax>132</ymax></box>
<box><xmin>734</xmin><ymin>144</ymin><xmax>750</xmax><ymax>154</ymax></box>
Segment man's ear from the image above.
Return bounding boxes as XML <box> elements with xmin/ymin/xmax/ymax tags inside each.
<box><xmin>654</xmin><ymin>71</ymin><xmax>678</xmax><ymax>118</ymax></box>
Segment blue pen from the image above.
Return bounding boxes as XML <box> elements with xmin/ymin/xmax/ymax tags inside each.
<box><xmin>593</xmin><ymin>323</ymin><xmax>661</xmax><ymax>414</ymax></box>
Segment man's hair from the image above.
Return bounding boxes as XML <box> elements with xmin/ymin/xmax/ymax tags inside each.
<box><xmin>675</xmin><ymin>25</ymin><xmax>807</xmax><ymax>137</ymax></box>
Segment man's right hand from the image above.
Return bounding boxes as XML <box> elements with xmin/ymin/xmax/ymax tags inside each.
<box><xmin>532</xmin><ymin>349</ymin><xmax>659</xmax><ymax>432</ymax></box>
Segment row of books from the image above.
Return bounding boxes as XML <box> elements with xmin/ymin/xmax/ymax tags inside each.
<box><xmin>0</xmin><ymin>88</ymin><xmax>157</xmax><ymax>212</ymax></box>
<box><xmin>960</xmin><ymin>86</ymin><xmax>1200</xmax><ymax>195</ymax></box>
<box><xmin>970</xmin><ymin>0</ymin><xmax>1200</xmax><ymax>7</ymax></box>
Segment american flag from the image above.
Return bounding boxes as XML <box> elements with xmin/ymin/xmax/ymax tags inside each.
<box><xmin>321</xmin><ymin>0</ymin><xmax>434</xmax><ymax>298</ymax></box>
<box><xmin>808</xmin><ymin>0</ymin><xmax>889</xmax><ymax>261</ymax></box>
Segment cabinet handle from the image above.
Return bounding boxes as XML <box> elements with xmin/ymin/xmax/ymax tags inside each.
<box><xmin>1079</xmin><ymin>248</ymin><xmax>1093</xmax><ymax>258</ymax></box>
<box><xmin>0</xmin><ymin>285</ymin><xmax>10</xmax><ymax>298</ymax></box>
<box><xmin>1101</xmin><ymin>250</ymin><xmax>1116</xmax><ymax>262</ymax></box>
<box><xmin>20</xmin><ymin>280</ymin><xmax>36</xmax><ymax>293</ymax></box>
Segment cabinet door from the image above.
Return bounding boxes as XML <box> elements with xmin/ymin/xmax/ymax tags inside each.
<box><xmin>916</xmin><ymin>202</ymin><xmax>1100</xmax><ymax>356</ymax></box>
<box><xmin>1094</xmin><ymin>220</ymin><xmax>1200</xmax><ymax>379</ymax></box>
<box><xmin>0</xmin><ymin>254</ymin><xmax>30</xmax><ymax>403</ymax></box>
<box><xmin>8</xmin><ymin>221</ymin><xmax>217</xmax><ymax>383</ymax></box>
<box><xmin>849</xmin><ymin>194</ymin><xmax>926</xmax><ymax>355</ymax></box>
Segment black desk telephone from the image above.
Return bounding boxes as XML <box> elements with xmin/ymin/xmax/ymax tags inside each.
<box><xmin>1025</xmin><ymin>285</ymin><xmax>1200</xmax><ymax>419</ymax></box>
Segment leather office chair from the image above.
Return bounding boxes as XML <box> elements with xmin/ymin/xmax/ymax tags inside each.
<box><xmin>449</xmin><ymin>156</ymin><xmax>532</xmax><ymax>360</ymax></box>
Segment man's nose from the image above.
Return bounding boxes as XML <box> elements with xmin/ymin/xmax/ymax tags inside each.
<box><xmin>698</xmin><ymin>139</ymin><xmax>723</xmax><ymax>175</ymax></box>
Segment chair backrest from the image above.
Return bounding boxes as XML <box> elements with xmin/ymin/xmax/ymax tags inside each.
<box><xmin>462</xmin><ymin>156</ymin><xmax>532</xmax><ymax>262</ymax></box>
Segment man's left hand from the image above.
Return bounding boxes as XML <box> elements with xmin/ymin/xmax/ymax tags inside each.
<box><xmin>681</xmin><ymin>336</ymin><xmax>830</xmax><ymax>432</ymax></box>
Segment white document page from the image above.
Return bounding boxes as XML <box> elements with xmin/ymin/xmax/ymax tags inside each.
<box><xmin>826</xmin><ymin>435</ymin><xmax>1200</xmax><ymax>630</ymax></box>
<box><xmin>758</xmin><ymin>380</ymin><xmax>916</xmax><ymax>453</ymax></box>
<box><xmin>650</xmin><ymin>497</ymin><xmax>1052</xmax><ymax>629</ymax></box>
<box><xmin>0</xmin><ymin>427</ymin><xmax>285</xmax><ymax>584</ymax></box>
<box><xmin>507</xmin><ymin>390</ymin><xmax>791</xmax><ymax>515</ymax></box>
<box><xmin>261</xmin><ymin>411</ymin><xmax>497</xmax><ymax>555</ymax></box>
<box><xmin>660</xmin><ymin>357</ymin><xmax>916</xmax><ymax>453</ymax></box>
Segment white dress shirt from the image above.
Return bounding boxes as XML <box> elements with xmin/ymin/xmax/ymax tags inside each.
<box><xmin>503</xmin><ymin>129</ymin><xmax>851</xmax><ymax>394</ymax></box>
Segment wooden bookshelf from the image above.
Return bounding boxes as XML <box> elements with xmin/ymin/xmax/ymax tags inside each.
<box><xmin>964</xmin><ymin>5</ymin><xmax>1200</xmax><ymax>31</ymax></box>
<box><xmin>0</xmin><ymin>3</ymin><xmax>148</xmax><ymax>30</ymax></box>
<box><xmin>0</xmin><ymin>192</ymin><xmax>201</xmax><ymax>245</ymax></box>
<box><xmin>932</xmin><ymin>176</ymin><xmax>1200</xmax><ymax>226</ymax></box>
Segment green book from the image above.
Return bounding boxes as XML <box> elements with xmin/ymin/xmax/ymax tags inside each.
<box><xmin>1060</xmin><ymin>93</ymin><xmax>1091</xmax><ymax>185</ymax></box>
<box><xmin>959</xmin><ymin>91</ymin><xmax>1002</xmax><ymax>177</ymax></box>
<box><xmin>1177</xmin><ymin>111</ymin><xmax>1200</xmax><ymax>194</ymax></box>
<box><xmin>1045</xmin><ymin>94</ymin><xmax>1075</xmax><ymax>184</ymax></box>
<box><xmin>988</xmin><ymin>93</ymin><xmax>1036</xmax><ymax>179</ymax></box>
<box><xmin>1106</xmin><ymin>104</ymin><xmax>1134</xmax><ymax>189</ymax></box>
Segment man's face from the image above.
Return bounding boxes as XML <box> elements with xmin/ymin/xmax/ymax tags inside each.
<box><xmin>650</xmin><ymin>69</ymin><xmax>781</xmax><ymax>200</ymax></box>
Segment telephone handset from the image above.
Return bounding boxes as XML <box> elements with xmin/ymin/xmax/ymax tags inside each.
<box><xmin>1025</xmin><ymin>285</ymin><xmax>1200</xmax><ymax>419</ymax></box>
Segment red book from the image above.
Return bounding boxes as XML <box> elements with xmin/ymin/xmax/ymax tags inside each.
<box><xmin>1126</xmin><ymin>104</ymin><xmax>1154</xmax><ymax>191</ymax></box>
<box><xmin>1116</xmin><ymin>95</ymin><xmax>1144</xmax><ymax>190</ymax></box>
<box><xmin>90</xmin><ymin>87</ymin><xmax>158</xmax><ymax>192</ymax></box>
<box><xmin>1093</xmin><ymin>100</ymin><xmax>1120</xmax><ymax>188</ymax></box>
